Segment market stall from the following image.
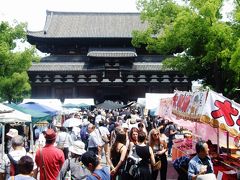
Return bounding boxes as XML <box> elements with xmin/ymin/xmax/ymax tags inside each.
<box><xmin>167</xmin><ymin>90</ymin><xmax>240</xmax><ymax>179</ymax></box>
<box><xmin>0</xmin><ymin>103</ymin><xmax>32</xmax><ymax>159</ymax></box>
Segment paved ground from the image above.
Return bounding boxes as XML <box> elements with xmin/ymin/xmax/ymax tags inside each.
<box><xmin>0</xmin><ymin>144</ymin><xmax>179</xmax><ymax>180</ymax></box>
<box><xmin>166</xmin><ymin>156</ymin><xmax>178</xmax><ymax>180</ymax></box>
<box><xmin>100</xmin><ymin>154</ymin><xmax>179</xmax><ymax>180</ymax></box>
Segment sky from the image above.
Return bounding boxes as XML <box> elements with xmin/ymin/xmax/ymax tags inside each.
<box><xmin>0</xmin><ymin>0</ymin><xmax>138</xmax><ymax>31</ymax></box>
<box><xmin>0</xmin><ymin>0</ymin><xmax>234</xmax><ymax>55</ymax></box>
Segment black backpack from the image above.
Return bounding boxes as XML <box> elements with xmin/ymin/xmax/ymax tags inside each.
<box><xmin>7</xmin><ymin>154</ymin><xmax>19</xmax><ymax>176</ymax></box>
<box><xmin>124</xmin><ymin>146</ymin><xmax>141</xmax><ymax>178</ymax></box>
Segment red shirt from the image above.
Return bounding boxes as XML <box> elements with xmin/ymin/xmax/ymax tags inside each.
<box><xmin>35</xmin><ymin>144</ymin><xmax>65</xmax><ymax>180</ymax></box>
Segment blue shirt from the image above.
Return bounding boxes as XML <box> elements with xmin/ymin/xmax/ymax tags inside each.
<box><xmin>188</xmin><ymin>155</ymin><xmax>214</xmax><ymax>180</ymax></box>
<box><xmin>87</xmin><ymin>166</ymin><xmax>110</xmax><ymax>180</ymax></box>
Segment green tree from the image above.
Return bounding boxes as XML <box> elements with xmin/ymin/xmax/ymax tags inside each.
<box><xmin>133</xmin><ymin>0</ymin><xmax>240</xmax><ymax>101</ymax></box>
<box><xmin>0</xmin><ymin>21</ymin><xmax>39</xmax><ymax>103</ymax></box>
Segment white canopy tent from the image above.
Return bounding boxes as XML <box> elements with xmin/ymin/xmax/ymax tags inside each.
<box><xmin>145</xmin><ymin>93</ymin><xmax>174</xmax><ymax>110</ymax></box>
<box><xmin>0</xmin><ymin>103</ymin><xmax>32</xmax><ymax>159</ymax></box>
<box><xmin>137</xmin><ymin>98</ymin><xmax>146</xmax><ymax>107</ymax></box>
<box><xmin>0</xmin><ymin>103</ymin><xmax>31</xmax><ymax>123</ymax></box>
<box><xmin>63</xmin><ymin>98</ymin><xmax>95</xmax><ymax>106</ymax></box>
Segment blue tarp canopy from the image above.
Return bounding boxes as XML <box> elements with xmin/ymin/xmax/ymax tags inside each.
<box><xmin>6</xmin><ymin>103</ymin><xmax>52</xmax><ymax>123</ymax></box>
<box><xmin>19</xmin><ymin>102</ymin><xmax>58</xmax><ymax>117</ymax></box>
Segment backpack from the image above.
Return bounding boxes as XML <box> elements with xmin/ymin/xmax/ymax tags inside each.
<box><xmin>173</xmin><ymin>155</ymin><xmax>190</xmax><ymax>176</ymax></box>
<box><xmin>124</xmin><ymin>146</ymin><xmax>141</xmax><ymax>178</ymax></box>
<box><xmin>7</xmin><ymin>154</ymin><xmax>19</xmax><ymax>176</ymax></box>
<box><xmin>164</xmin><ymin>124</ymin><xmax>172</xmax><ymax>137</ymax></box>
<box><xmin>80</xmin><ymin>126</ymin><xmax>89</xmax><ymax>141</ymax></box>
<box><xmin>63</xmin><ymin>159</ymin><xmax>71</xmax><ymax>180</ymax></box>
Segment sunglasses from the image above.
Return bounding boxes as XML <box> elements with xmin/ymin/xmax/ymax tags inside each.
<box><xmin>153</xmin><ymin>133</ymin><xmax>159</xmax><ymax>136</ymax></box>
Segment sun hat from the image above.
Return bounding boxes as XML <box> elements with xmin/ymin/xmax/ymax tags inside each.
<box><xmin>130</xmin><ymin>118</ymin><xmax>137</xmax><ymax>124</ymax></box>
<box><xmin>122</xmin><ymin>123</ymin><xmax>129</xmax><ymax>129</ymax></box>
<box><xmin>69</xmin><ymin>140</ymin><xmax>86</xmax><ymax>155</ymax></box>
<box><xmin>6</xmin><ymin>129</ymin><xmax>18</xmax><ymax>138</ymax></box>
<box><xmin>45</xmin><ymin>128</ymin><xmax>56</xmax><ymax>140</ymax></box>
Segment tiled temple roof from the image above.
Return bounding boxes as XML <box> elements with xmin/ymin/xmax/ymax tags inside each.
<box><xmin>28</xmin><ymin>11</ymin><xmax>147</xmax><ymax>38</ymax></box>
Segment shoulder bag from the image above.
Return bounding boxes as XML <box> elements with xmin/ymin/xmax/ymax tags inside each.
<box><xmin>40</xmin><ymin>148</ymin><xmax>47</xmax><ymax>179</ymax></box>
<box><xmin>97</xmin><ymin>127</ymin><xmax>110</xmax><ymax>143</ymax></box>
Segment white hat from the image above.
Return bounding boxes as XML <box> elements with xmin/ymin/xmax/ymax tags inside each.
<box><xmin>69</xmin><ymin>141</ymin><xmax>86</xmax><ymax>155</ymax></box>
<box><xmin>6</xmin><ymin>129</ymin><xmax>18</xmax><ymax>138</ymax></box>
<box><xmin>122</xmin><ymin>123</ymin><xmax>129</xmax><ymax>129</ymax></box>
<box><xmin>82</xmin><ymin>118</ymin><xmax>90</xmax><ymax>126</ymax></box>
<box><xmin>130</xmin><ymin>118</ymin><xmax>137</xmax><ymax>124</ymax></box>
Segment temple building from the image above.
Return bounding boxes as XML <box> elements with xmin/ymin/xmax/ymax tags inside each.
<box><xmin>27</xmin><ymin>11</ymin><xmax>191</xmax><ymax>103</ymax></box>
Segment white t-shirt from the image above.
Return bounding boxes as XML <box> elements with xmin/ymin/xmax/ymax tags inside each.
<box><xmin>37</xmin><ymin>133</ymin><xmax>46</xmax><ymax>148</ymax></box>
<box><xmin>56</xmin><ymin>131</ymin><xmax>73</xmax><ymax>148</ymax></box>
<box><xmin>95</xmin><ymin>115</ymin><xmax>102</xmax><ymax>126</ymax></box>
<box><xmin>98</xmin><ymin>126</ymin><xmax>110</xmax><ymax>137</ymax></box>
<box><xmin>0</xmin><ymin>148</ymin><xmax>36</xmax><ymax>178</ymax></box>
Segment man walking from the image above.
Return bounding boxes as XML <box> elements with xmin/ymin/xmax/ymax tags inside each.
<box><xmin>35</xmin><ymin>128</ymin><xmax>65</xmax><ymax>180</ymax></box>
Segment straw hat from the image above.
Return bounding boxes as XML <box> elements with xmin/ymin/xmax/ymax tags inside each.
<box><xmin>69</xmin><ymin>141</ymin><xmax>86</xmax><ymax>155</ymax></box>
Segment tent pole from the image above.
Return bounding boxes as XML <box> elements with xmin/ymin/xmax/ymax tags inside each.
<box><xmin>30</xmin><ymin>123</ymin><xmax>34</xmax><ymax>153</ymax></box>
<box><xmin>217</xmin><ymin>127</ymin><xmax>219</xmax><ymax>154</ymax></box>
<box><xmin>227</xmin><ymin>131</ymin><xmax>230</xmax><ymax>155</ymax></box>
<box><xmin>1</xmin><ymin>124</ymin><xmax>5</xmax><ymax>160</ymax></box>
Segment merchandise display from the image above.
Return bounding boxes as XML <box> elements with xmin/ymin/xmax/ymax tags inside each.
<box><xmin>172</xmin><ymin>134</ymin><xmax>239</xmax><ymax>180</ymax></box>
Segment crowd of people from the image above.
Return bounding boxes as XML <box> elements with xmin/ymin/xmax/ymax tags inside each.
<box><xmin>0</xmin><ymin>107</ymin><xmax>216</xmax><ymax>180</ymax></box>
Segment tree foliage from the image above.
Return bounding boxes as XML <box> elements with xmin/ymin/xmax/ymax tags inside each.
<box><xmin>0</xmin><ymin>21</ymin><xmax>39</xmax><ymax>103</ymax></box>
<box><xmin>133</xmin><ymin>0</ymin><xmax>240</xmax><ymax>101</ymax></box>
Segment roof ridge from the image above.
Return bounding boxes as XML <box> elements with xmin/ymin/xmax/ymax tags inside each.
<box><xmin>46</xmin><ymin>10</ymin><xmax>140</xmax><ymax>15</ymax></box>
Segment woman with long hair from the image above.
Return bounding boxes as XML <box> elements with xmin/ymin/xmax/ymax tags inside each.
<box><xmin>109</xmin><ymin>129</ymin><xmax>127</xmax><ymax>180</ymax></box>
<box><xmin>126</xmin><ymin>127</ymin><xmax>139</xmax><ymax>157</ymax></box>
<box><xmin>133</xmin><ymin>131</ymin><xmax>156</xmax><ymax>180</ymax></box>
<box><xmin>129</xmin><ymin>127</ymin><xmax>139</xmax><ymax>144</ymax></box>
<box><xmin>148</xmin><ymin>128</ymin><xmax>168</xmax><ymax>180</ymax></box>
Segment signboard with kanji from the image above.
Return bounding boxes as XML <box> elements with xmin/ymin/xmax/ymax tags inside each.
<box><xmin>200</xmin><ymin>90</ymin><xmax>240</xmax><ymax>136</ymax></box>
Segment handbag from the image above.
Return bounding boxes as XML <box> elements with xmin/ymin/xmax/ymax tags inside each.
<box><xmin>152</xmin><ymin>160</ymin><xmax>161</xmax><ymax>171</ymax></box>
<box><xmin>97</xmin><ymin>128</ymin><xmax>110</xmax><ymax>143</ymax></box>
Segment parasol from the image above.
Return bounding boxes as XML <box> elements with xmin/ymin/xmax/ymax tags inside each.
<box><xmin>63</xmin><ymin>117</ymin><xmax>82</xmax><ymax>127</ymax></box>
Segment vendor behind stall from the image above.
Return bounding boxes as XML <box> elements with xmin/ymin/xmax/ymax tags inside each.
<box><xmin>188</xmin><ymin>140</ymin><xmax>215</xmax><ymax>180</ymax></box>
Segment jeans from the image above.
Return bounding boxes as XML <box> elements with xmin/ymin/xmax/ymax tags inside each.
<box><xmin>168</xmin><ymin>135</ymin><xmax>174</xmax><ymax>156</ymax></box>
